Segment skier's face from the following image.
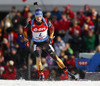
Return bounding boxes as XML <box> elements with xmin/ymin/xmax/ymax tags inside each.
<box><xmin>35</xmin><ymin>15</ymin><xmax>42</xmax><ymax>22</ymax></box>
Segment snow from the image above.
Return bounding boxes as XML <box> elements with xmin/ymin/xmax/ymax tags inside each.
<box><xmin>0</xmin><ymin>80</ymin><xmax>100</xmax><ymax>86</ymax></box>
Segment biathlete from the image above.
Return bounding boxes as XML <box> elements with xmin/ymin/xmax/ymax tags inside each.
<box><xmin>23</xmin><ymin>8</ymin><xmax>76</xmax><ymax>80</ymax></box>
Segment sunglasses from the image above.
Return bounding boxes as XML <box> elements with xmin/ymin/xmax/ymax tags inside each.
<box><xmin>35</xmin><ymin>15</ymin><xmax>43</xmax><ymax>18</ymax></box>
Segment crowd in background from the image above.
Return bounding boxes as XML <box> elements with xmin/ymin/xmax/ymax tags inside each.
<box><xmin>0</xmin><ymin>4</ymin><xmax>100</xmax><ymax>80</ymax></box>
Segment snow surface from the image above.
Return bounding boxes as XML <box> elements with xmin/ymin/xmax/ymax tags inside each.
<box><xmin>0</xmin><ymin>80</ymin><xmax>100</xmax><ymax>86</ymax></box>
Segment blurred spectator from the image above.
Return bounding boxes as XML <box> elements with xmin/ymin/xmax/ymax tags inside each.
<box><xmin>43</xmin><ymin>67</ymin><xmax>50</xmax><ymax>80</ymax></box>
<box><xmin>0</xmin><ymin>50</ymin><xmax>3</xmax><ymax>57</ymax></box>
<box><xmin>2</xmin><ymin>38</ymin><xmax>9</xmax><ymax>52</ymax></box>
<box><xmin>81</xmin><ymin>24</ymin><xmax>91</xmax><ymax>38</ymax></box>
<box><xmin>1</xmin><ymin>39</ymin><xmax>10</xmax><ymax>63</ymax></box>
<box><xmin>69</xmin><ymin>27</ymin><xmax>82</xmax><ymax>54</ymax></box>
<box><xmin>27</xmin><ymin>12</ymin><xmax>32</xmax><ymax>20</ymax></box>
<box><xmin>0</xmin><ymin>56</ymin><xmax>5</xmax><ymax>66</ymax></box>
<box><xmin>0</xmin><ymin>20</ymin><xmax>5</xmax><ymax>42</ymax></box>
<box><xmin>14</xmin><ymin>40</ymin><xmax>29</xmax><ymax>69</ymax></box>
<box><xmin>14</xmin><ymin>45</ymin><xmax>30</xmax><ymax>69</ymax></box>
<box><xmin>3</xmin><ymin>60</ymin><xmax>16</xmax><ymax>79</ymax></box>
<box><xmin>3</xmin><ymin>27</ymin><xmax>18</xmax><ymax>53</ymax></box>
<box><xmin>91</xmin><ymin>8</ymin><xmax>98</xmax><ymax>32</ymax></box>
<box><xmin>59</xmin><ymin>51</ymin><xmax>66</xmax><ymax>61</ymax></box>
<box><xmin>91</xmin><ymin>8</ymin><xmax>99</xmax><ymax>46</ymax></box>
<box><xmin>84</xmin><ymin>4</ymin><xmax>91</xmax><ymax>17</ymax></box>
<box><xmin>64</xmin><ymin>55</ymin><xmax>76</xmax><ymax>70</ymax></box>
<box><xmin>54</xmin><ymin>36</ymin><xmax>65</xmax><ymax>56</ymax></box>
<box><xmin>46</xmin><ymin>55</ymin><xmax>57</xmax><ymax>69</ymax></box>
<box><xmin>29</xmin><ymin>58</ymin><xmax>38</xmax><ymax>80</ymax></box>
<box><xmin>24</xmin><ymin>12</ymin><xmax>32</xmax><ymax>26</ymax></box>
<box><xmin>84</xmin><ymin>16</ymin><xmax>94</xmax><ymax>32</ymax></box>
<box><xmin>64</xmin><ymin>4</ymin><xmax>75</xmax><ymax>20</ymax></box>
<box><xmin>4</xmin><ymin>19</ymin><xmax>11</xmax><ymax>33</ymax></box>
<box><xmin>51</xmin><ymin>16</ymin><xmax>59</xmax><ymax>37</ymax></box>
<box><xmin>5</xmin><ymin>6</ymin><xmax>16</xmax><ymax>22</ymax></box>
<box><xmin>22</xmin><ymin>5</ymin><xmax>30</xmax><ymax>18</ymax></box>
<box><xmin>12</xmin><ymin>11</ymin><xmax>24</xmax><ymax>30</ymax></box>
<box><xmin>17</xmin><ymin>25</ymin><xmax>26</xmax><ymax>48</ymax></box>
<box><xmin>71</xmin><ymin>67</ymin><xmax>80</xmax><ymax>80</ymax></box>
<box><xmin>0</xmin><ymin>66</ymin><xmax>5</xmax><ymax>79</ymax></box>
<box><xmin>63</xmin><ymin>55</ymin><xmax>70</xmax><ymax>67</ymax></box>
<box><xmin>84</xmin><ymin>31</ymin><xmax>95</xmax><ymax>52</ymax></box>
<box><xmin>77</xmin><ymin>8</ymin><xmax>85</xmax><ymax>27</ymax></box>
<box><xmin>38</xmin><ymin>67</ymin><xmax>50</xmax><ymax>80</ymax></box>
<box><xmin>31</xmin><ymin>67</ymin><xmax>38</xmax><ymax>80</ymax></box>
<box><xmin>62</xmin><ymin>43</ymin><xmax>74</xmax><ymax>56</ymax></box>
<box><xmin>46</xmin><ymin>12</ymin><xmax>51</xmax><ymax>20</ymax></box>
<box><xmin>49</xmin><ymin>68</ymin><xmax>58</xmax><ymax>80</ymax></box>
<box><xmin>41</xmin><ymin>57</ymin><xmax>48</xmax><ymax>69</ymax></box>
<box><xmin>59</xmin><ymin>73</ymin><xmax>69</xmax><ymax>80</ymax></box>
<box><xmin>69</xmin><ymin>19</ymin><xmax>81</xmax><ymax>36</ymax></box>
<box><xmin>58</xmin><ymin>13</ymin><xmax>70</xmax><ymax>36</ymax></box>
<box><xmin>95</xmin><ymin>45</ymin><xmax>100</xmax><ymax>53</ymax></box>
<box><xmin>51</xmin><ymin>6</ymin><xmax>61</xmax><ymax>21</ymax></box>
<box><xmin>0</xmin><ymin>27</ymin><xmax>3</xmax><ymax>42</ymax></box>
<box><xmin>0</xmin><ymin>20</ymin><xmax>5</xmax><ymax>29</ymax></box>
<box><xmin>69</xmin><ymin>55</ymin><xmax>76</xmax><ymax>68</ymax></box>
<box><xmin>9</xmin><ymin>49</ymin><xmax>22</xmax><ymax>69</ymax></box>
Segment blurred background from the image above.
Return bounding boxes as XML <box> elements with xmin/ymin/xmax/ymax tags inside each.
<box><xmin>0</xmin><ymin>0</ymin><xmax>100</xmax><ymax>81</ymax></box>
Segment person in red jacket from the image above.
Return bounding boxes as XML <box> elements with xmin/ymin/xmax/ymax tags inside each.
<box><xmin>58</xmin><ymin>13</ymin><xmax>70</xmax><ymax>36</ymax></box>
<box><xmin>84</xmin><ymin>16</ymin><xmax>95</xmax><ymax>32</ymax></box>
<box><xmin>52</xmin><ymin>16</ymin><xmax>59</xmax><ymax>31</ymax></box>
<box><xmin>51</xmin><ymin>16</ymin><xmax>59</xmax><ymax>37</ymax></box>
<box><xmin>0</xmin><ymin>50</ymin><xmax>3</xmax><ymax>57</ymax></box>
<box><xmin>69</xmin><ymin>20</ymin><xmax>81</xmax><ymax>36</ymax></box>
<box><xmin>3</xmin><ymin>27</ymin><xmax>18</xmax><ymax>52</ymax></box>
<box><xmin>77</xmin><ymin>8</ymin><xmax>86</xmax><ymax>27</ymax></box>
<box><xmin>38</xmin><ymin>67</ymin><xmax>50</xmax><ymax>80</ymax></box>
<box><xmin>59</xmin><ymin>73</ymin><xmax>69</xmax><ymax>80</ymax></box>
<box><xmin>3</xmin><ymin>60</ymin><xmax>16</xmax><ymax>79</ymax></box>
<box><xmin>69</xmin><ymin>55</ymin><xmax>76</xmax><ymax>68</ymax></box>
<box><xmin>64</xmin><ymin>4</ymin><xmax>75</xmax><ymax>20</ymax></box>
<box><xmin>22</xmin><ymin>5</ymin><xmax>30</xmax><ymax>18</ymax></box>
<box><xmin>3</xmin><ymin>27</ymin><xmax>18</xmax><ymax>43</ymax></box>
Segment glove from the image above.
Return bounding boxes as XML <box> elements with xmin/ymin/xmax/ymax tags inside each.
<box><xmin>49</xmin><ymin>36</ymin><xmax>55</xmax><ymax>45</ymax></box>
<box><xmin>25</xmin><ymin>41</ymin><xmax>30</xmax><ymax>47</ymax></box>
<box><xmin>49</xmin><ymin>38</ymin><xmax>53</xmax><ymax>45</ymax></box>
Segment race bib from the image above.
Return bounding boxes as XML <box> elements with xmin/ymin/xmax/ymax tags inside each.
<box><xmin>32</xmin><ymin>28</ymin><xmax>48</xmax><ymax>39</ymax></box>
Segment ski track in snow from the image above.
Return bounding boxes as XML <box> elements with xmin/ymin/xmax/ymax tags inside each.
<box><xmin>0</xmin><ymin>80</ymin><xmax>100</xmax><ymax>86</ymax></box>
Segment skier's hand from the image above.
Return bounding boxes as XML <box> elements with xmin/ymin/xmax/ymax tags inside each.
<box><xmin>25</xmin><ymin>41</ymin><xmax>30</xmax><ymax>47</ymax></box>
<box><xmin>49</xmin><ymin>36</ymin><xmax>55</xmax><ymax>45</ymax></box>
<box><xmin>49</xmin><ymin>38</ymin><xmax>53</xmax><ymax>45</ymax></box>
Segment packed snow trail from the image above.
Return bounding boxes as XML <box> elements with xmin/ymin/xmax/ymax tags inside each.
<box><xmin>0</xmin><ymin>80</ymin><xmax>100</xmax><ymax>86</ymax></box>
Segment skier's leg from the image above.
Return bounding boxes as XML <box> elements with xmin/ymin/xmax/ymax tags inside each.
<box><xmin>36</xmin><ymin>57</ymin><xmax>44</xmax><ymax>80</ymax></box>
<box><xmin>46</xmin><ymin>44</ymin><xmax>66</xmax><ymax>69</ymax></box>
<box><xmin>44</xmin><ymin>44</ymin><xmax>68</xmax><ymax>74</ymax></box>
<box><xmin>45</xmin><ymin>44</ymin><xmax>76</xmax><ymax>79</ymax></box>
<box><xmin>34</xmin><ymin>45</ymin><xmax>44</xmax><ymax>80</ymax></box>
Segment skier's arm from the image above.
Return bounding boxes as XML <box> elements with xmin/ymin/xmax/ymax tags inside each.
<box><xmin>23</xmin><ymin>21</ymin><xmax>31</xmax><ymax>42</ymax></box>
<box><xmin>47</xmin><ymin>19</ymin><xmax>54</xmax><ymax>44</ymax></box>
<box><xmin>48</xmin><ymin>20</ymin><xmax>54</xmax><ymax>39</ymax></box>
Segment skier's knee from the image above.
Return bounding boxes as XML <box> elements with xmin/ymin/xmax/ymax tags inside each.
<box><xmin>34</xmin><ymin>49</ymin><xmax>41</xmax><ymax>58</ymax></box>
<box><xmin>50</xmin><ymin>52</ymin><xmax>58</xmax><ymax>61</ymax></box>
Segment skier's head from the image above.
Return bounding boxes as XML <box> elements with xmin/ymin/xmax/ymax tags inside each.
<box><xmin>35</xmin><ymin>8</ymin><xmax>43</xmax><ymax>22</ymax></box>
